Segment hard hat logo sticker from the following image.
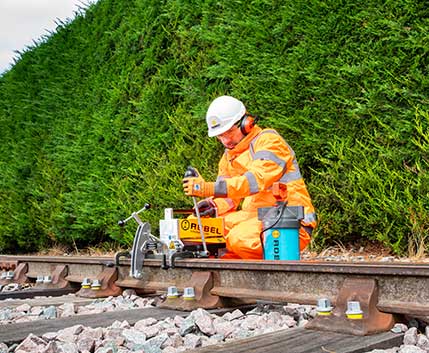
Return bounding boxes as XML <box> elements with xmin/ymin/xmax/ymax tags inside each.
<box><xmin>210</xmin><ymin>117</ymin><xmax>220</xmax><ymax>128</ymax></box>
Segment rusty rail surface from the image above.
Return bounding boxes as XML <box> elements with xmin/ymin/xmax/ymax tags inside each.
<box><xmin>0</xmin><ymin>255</ymin><xmax>428</xmax><ymax>335</ymax></box>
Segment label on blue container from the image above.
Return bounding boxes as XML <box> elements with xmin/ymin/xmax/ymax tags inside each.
<box><xmin>263</xmin><ymin>228</ymin><xmax>300</xmax><ymax>260</ymax></box>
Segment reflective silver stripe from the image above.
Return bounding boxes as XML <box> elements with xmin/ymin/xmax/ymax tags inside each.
<box><xmin>216</xmin><ymin>175</ymin><xmax>229</xmax><ymax>182</ymax></box>
<box><xmin>214</xmin><ymin>179</ymin><xmax>227</xmax><ymax>197</ymax></box>
<box><xmin>252</xmin><ymin>129</ymin><xmax>298</xmax><ymax>162</ymax></box>
<box><xmin>249</xmin><ymin>143</ymin><xmax>255</xmax><ymax>159</ymax></box>
<box><xmin>250</xmin><ymin>129</ymin><xmax>302</xmax><ymax>184</ymax></box>
<box><xmin>304</xmin><ymin>212</ymin><xmax>317</xmax><ymax>224</ymax></box>
<box><xmin>280</xmin><ymin>170</ymin><xmax>302</xmax><ymax>183</ymax></box>
<box><xmin>244</xmin><ymin>171</ymin><xmax>259</xmax><ymax>194</ymax></box>
<box><xmin>280</xmin><ymin>158</ymin><xmax>302</xmax><ymax>183</ymax></box>
<box><xmin>249</xmin><ymin>129</ymin><xmax>278</xmax><ymax>159</ymax></box>
<box><xmin>253</xmin><ymin>151</ymin><xmax>286</xmax><ymax>170</ymax></box>
<box><xmin>292</xmin><ymin>159</ymin><xmax>300</xmax><ymax>171</ymax></box>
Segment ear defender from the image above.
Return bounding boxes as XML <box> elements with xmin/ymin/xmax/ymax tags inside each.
<box><xmin>240</xmin><ymin>114</ymin><xmax>258</xmax><ymax>135</ymax></box>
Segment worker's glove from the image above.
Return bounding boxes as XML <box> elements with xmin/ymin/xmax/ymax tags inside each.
<box><xmin>194</xmin><ymin>199</ymin><xmax>217</xmax><ymax>217</ymax></box>
<box><xmin>182</xmin><ymin>167</ymin><xmax>215</xmax><ymax>197</ymax></box>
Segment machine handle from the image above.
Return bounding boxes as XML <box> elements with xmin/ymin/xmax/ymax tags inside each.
<box><xmin>184</xmin><ymin>166</ymin><xmax>199</xmax><ymax>178</ymax></box>
<box><xmin>118</xmin><ymin>203</ymin><xmax>151</xmax><ymax>226</ymax></box>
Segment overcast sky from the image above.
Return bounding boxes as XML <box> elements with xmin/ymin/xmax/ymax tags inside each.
<box><xmin>0</xmin><ymin>0</ymin><xmax>97</xmax><ymax>75</ymax></box>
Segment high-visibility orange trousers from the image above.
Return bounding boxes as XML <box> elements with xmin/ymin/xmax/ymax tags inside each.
<box><xmin>221</xmin><ymin>210</ymin><xmax>311</xmax><ymax>260</ymax></box>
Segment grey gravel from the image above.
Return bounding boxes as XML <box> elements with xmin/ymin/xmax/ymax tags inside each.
<box><xmin>0</xmin><ymin>290</ymin><xmax>155</xmax><ymax>325</ymax></box>
<box><xmin>0</xmin><ymin>303</ymin><xmax>310</xmax><ymax>352</ymax></box>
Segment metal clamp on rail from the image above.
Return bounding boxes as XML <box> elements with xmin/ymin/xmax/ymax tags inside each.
<box><xmin>117</xmin><ymin>203</ymin><xmax>165</xmax><ymax>278</ymax></box>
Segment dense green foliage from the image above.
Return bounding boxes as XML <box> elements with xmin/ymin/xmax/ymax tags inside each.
<box><xmin>0</xmin><ymin>0</ymin><xmax>428</xmax><ymax>255</ymax></box>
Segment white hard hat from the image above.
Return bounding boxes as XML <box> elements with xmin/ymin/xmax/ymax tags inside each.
<box><xmin>206</xmin><ymin>96</ymin><xmax>246</xmax><ymax>137</ymax></box>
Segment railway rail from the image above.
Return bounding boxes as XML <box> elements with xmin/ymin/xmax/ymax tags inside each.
<box><xmin>0</xmin><ymin>255</ymin><xmax>428</xmax><ymax>337</ymax></box>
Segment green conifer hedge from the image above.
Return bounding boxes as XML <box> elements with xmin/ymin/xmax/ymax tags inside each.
<box><xmin>0</xmin><ymin>0</ymin><xmax>428</xmax><ymax>254</ymax></box>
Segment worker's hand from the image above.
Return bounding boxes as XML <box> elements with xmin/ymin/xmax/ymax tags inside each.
<box><xmin>182</xmin><ymin>172</ymin><xmax>215</xmax><ymax>197</ymax></box>
<box><xmin>195</xmin><ymin>199</ymin><xmax>217</xmax><ymax>217</ymax></box>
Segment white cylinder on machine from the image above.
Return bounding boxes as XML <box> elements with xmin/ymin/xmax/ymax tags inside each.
<box><xmin>164</xmin><ymin>208</ymin><xmax>174</xmax><ymax>220</ymax></box>
<box><xmin>160</xmin><ymin>208</ymin><xmax>180</xmax><ymax>247</ymax></box>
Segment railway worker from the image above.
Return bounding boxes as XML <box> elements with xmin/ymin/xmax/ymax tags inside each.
<box><xmin>182</xmin><ymin>95</ymin><xmax>316</xmax><ymax>259</ymax></box>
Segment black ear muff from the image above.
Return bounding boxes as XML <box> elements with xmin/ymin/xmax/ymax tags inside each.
<box><xmin>240</xmin><ymin>114</ymin><xmax>258</xmax><ymax>135</ymax></box>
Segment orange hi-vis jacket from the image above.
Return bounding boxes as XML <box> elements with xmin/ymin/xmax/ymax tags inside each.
<box><xmin>211</xmin><ymin>125</ymin><xmax>317</xmax><ymax>259</ymax></box>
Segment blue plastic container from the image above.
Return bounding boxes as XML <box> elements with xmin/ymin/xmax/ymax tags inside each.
<box><xmin>258</xmin><ymin>205</ymin><xmax>304</xmax><ymax>260</ymax></box>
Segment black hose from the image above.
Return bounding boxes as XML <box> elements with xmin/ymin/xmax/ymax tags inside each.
<box><xmin>259</xmin><ymin>202</ymin><xmax>288</xmax><ymax>257</ymax></box>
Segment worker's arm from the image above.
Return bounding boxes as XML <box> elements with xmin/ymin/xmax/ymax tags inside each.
<box><xmin>211</xmin><ymin>153</ymin><xmax>242</xmax><ymax>215</ymax></box>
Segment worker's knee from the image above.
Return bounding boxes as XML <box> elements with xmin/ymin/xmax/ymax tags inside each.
<box><xmin>224</xmin><ymin>218</ymin><xmax>263</xmax><ymax>259</ymax></box>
